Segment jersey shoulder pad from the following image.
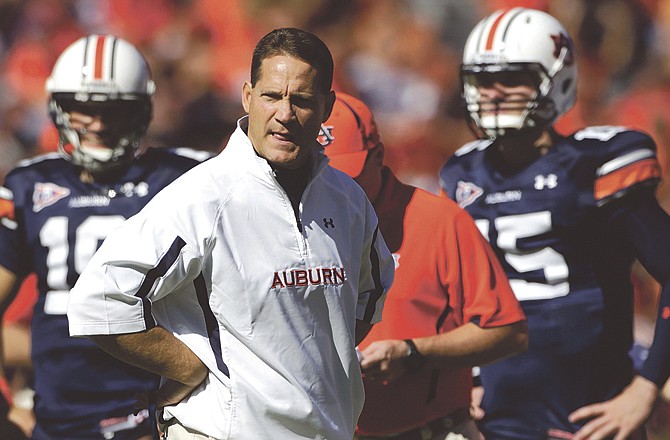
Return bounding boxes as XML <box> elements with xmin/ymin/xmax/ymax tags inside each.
<box><xmin>571</xmin><ymin>126</ymin><xmax>655</xmax><ymax>154</ymax></box>
<box><xmin>164</xmin><ymin>147</ymin><xmax>216</xmax><ymax>162</ymax></box>
<box><xmin>0</xmin><ymin>185</ymin><xmax>17</xmax><ymax>230</ymax></box>
<box><xmin>4</xmin><ymin>153</ymin><xmax>67</xmax><ymax>185</ymax></box>
<box><xmin>139</xmin><ymin>147</ymin><xmax>214</xmax><ymax>170</ymax></box>
<box><xmin>453</xmin><ymin>139</ymin><xmax>492</xmax><ymax>157</ymax></box>
<box><xmin>571</xmin><ymin>126</ymin><xmax>660</xmax><ymax>205</ymax></box>
<box><xmin>12</xmin><ymin>152</ymin><xmax>63</xmax><ymax>171</ymax></box>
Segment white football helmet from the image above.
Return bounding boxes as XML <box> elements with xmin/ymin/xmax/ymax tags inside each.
<box><xmin>45</xmin><ymin>35</ymin><xmax>155</xmax><ymax>173</ymax></box>
<box><xmin>461</xmin><ymin>8</ymin><xmax>577</xmax><ymax>139</ymax></box>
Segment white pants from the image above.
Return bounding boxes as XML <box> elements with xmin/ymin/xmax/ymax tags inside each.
<box><xmin>162</xmin><ymin>422</ymin><xmax>216</xmax><ymax>440</ymax></box>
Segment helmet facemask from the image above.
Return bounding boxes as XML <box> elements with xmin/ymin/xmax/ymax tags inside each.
<box><xmin>49</xmin><ymin>93</ymin><xmax>152</xmax><ymax>175</ymax></box>
<box><xmin>460</xmin><ymin>8</ymin><xmax>577</xmax><ymax>142</ymax></box>
<box><xmin>462</xmin><ymin>62</ymin><xmax>558</xmax><ymax>140</ymax></box>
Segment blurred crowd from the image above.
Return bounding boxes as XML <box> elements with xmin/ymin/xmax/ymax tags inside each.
<box><xmin>3</xmin><ymin>0</ymin><xmax>670</xmax><ymax>437</ymax></box>
<box><xmin>0</xmin><ymin>0</ymin><xmax>669</xmax><ymax>189</ymax></box>
<box><xmin>1</xmin><ymin>0</ymin><xmax>668</xmax><ymax>194</ymax></box>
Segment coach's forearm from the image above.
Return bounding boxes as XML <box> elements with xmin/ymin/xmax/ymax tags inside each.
<box><xmin>91</xmin><ymin>326</ymin><xmax>208</xmax><ymax>387</ymax></box>
<box><xmin>414</xmin><ymin>320</ymin><xmax>528</xmax><ymax>368</ymax></box>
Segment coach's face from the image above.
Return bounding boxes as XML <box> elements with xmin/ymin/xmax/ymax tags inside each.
<box><xmin>242</xmin><ymin>54</ymin><xmax>335</xmax><ymax>169</ymax></box>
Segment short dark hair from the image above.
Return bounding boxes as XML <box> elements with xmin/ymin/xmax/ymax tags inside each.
<box><xmin>250</xmin><ymin>27</ymin><xmax>334</xmax><ymax>94</ymax></box>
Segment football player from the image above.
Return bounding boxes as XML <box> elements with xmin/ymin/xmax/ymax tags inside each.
<box><xmin>0</xmin><ymin>35</ymin><xmax>210</xmax><ymax>440</ymax></box>
<box><xmin>439</xmin><ymin>8</ymin><xmax>670</xmax><ymax>440</ymax></box>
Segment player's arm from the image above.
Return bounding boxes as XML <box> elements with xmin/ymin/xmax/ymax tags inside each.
<box><xmin>91</xmin><ymin>326</ymin><xmax>208</xmax><ymax>407</ymax></box>
<box><xmin>0</xmin><ymin>181</ymin><xmax>22</xmax><ymax>371</ymax></box>
<box><xmin>0</xmin><ymin>265</ymin><xmax>25</xmax><ymax>432</ymax></box>
<box><xmin>571</xmin><ymin>191</ymin><xmax>670</xmax><ymax>440</ymax></box>
<box><xmin>0</xmin><ymin>265</ymin><xmax>19</xmax><ymax>365</ymax></box>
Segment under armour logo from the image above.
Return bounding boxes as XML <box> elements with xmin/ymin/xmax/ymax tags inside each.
<box><xmin>534</xmin><ymin>174</ymin><xmax>558</xmax><ymax>190</ymax></box>
<box><xmin>323</xmin><ymin>217</ymin><xmax>335</xmax><ymax>228</ymax></box>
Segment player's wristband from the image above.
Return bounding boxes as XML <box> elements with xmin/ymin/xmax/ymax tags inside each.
<box><xmin>12</xmin><ymin>388</ymin><xmax>33</xmax><ymax>410</ymax></box>
<box><xmin>0</xmin><ymin>375</ymin><xmax>12</xmax><ymax>407</ymax></box>
<box><xmin>472</xmin><ymin>366</ymin><xmax>482</xmax><ymax>387</ymax></box>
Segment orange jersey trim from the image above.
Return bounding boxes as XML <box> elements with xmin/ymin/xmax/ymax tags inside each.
<box><xmin>0</xmin><ymin>199</ymin><xmax>14</xmax><ymax>221</ymax></box>
<box><xmin>594</xmin><ymin>158</ymin><xmax>660</xmax><ymax>201</ymax></box>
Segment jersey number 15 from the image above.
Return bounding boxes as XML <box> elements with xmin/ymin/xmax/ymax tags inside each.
<box><xmin>475</xmin><ymin>211</ymin><xmax>570</xmax><ymax>301</ymax></box>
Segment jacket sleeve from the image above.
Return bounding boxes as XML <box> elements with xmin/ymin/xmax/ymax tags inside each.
<box><xmin>356</xmin><ymin>199</ymin><xmax>394</xmax><ymax>325</ymax></box>
<box><xmin>67</xmin><ymin>202</ymin><xmax>205</xmax><ymax>337</ymax></box>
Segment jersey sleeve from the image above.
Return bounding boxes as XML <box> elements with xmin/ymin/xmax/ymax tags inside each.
<box><xmin>607</xmin><ymin>191</ymin><xmax>670</xmax><ymax>386</ymax></box>
<box><xmin>0</xmin><ymin>173</ymin><xmax>30</xmax><ymax>277</ymax></box>
<box><xmin>67</xmin><ymin>197</ymin><xmax>206</xmax><ymax>337</ymax></box>
<box><xmin>449</xmin><ymin>208</ymin><xmax>525</xmax><ymax>328</ymax></box>
<box><xmin>438</xmin><ymin>140</ymin><xmax>489</xmax><ymax>204</ymax></box>
<box><xmin>591</xmin><ymin>128</ymin><xmax>661</xmax><ymax>207</ymax></box>
<box><xmin>439</xmin><ymin>157</ymin><xmax>464</xmax><ymax>201</ymax></box>
<box><xmin>355</xmin><ymin>198</ymin><xmax>394</xmax><ymax>325</ymax></box>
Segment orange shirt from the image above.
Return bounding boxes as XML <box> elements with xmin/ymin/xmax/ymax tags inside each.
<box><xmin>356</xmin><ymin>168</ymin><xmax>525</xmax><ymax>435</ymax></box>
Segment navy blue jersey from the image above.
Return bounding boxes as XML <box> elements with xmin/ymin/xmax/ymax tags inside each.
<box><xmin>440</xmin><ymin>126</ymin><xmax>661</xmax><ymax>439</ymax></box>
<box><xmin>0</xmin><ymin>147</ymin><xmax>210</xmax><ymax>439</ymax></box>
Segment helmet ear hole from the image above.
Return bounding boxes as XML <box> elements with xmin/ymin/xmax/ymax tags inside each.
<box><xmin>562</xmin><ymin>78</ymin><xmax>572</xmax><ymax>94</ymax></box>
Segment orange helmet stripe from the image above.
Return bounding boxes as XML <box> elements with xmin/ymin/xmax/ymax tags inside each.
<box><xmin>94</xmin><ymin>35</ymin><xmax>107</xmax><ymax>80</ymax></box>
<box><xmin>485</xmin><ymin>9</ymin><xmax>511</xmax><ymax>50</ymax></box>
